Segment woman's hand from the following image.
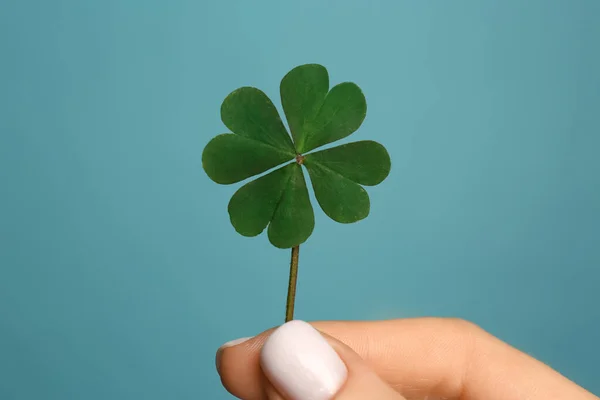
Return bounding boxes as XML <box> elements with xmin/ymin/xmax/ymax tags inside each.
<box><xmin>216</xmin><ymin>318</ymin><xmax>598</xmax><ymax>400</ymax></box>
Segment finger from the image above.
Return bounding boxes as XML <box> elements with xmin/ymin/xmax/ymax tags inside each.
<box><xmin>216</xmin><ymin>318</ymin><xmax>598</xmax><ymax>400</ymax></box>
<box><xmin>260</xmin><ymin>320</ymin><xmax>405</xmax><ymax>400</ymax></box>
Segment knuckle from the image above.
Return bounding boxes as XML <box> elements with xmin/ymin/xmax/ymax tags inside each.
<box><xmin>441</xmin><ymin>317</ymin><xmax>484</xmax><ymax>351</ymax></box>
<box><xmin>446</xmin><ymin>317</ymin><xmax>482</xmax><ymax>334</ymax></box>
<box><xmin>440</xmin><ymin>318</ymin><xmax>482</xmax><ymax>393</ymax></box>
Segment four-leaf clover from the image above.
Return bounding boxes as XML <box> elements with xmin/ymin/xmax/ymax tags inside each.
<box><xmin>202</xmin><ymin>64</ymin><xmax>391</xmax><ymax>249</ymax></box>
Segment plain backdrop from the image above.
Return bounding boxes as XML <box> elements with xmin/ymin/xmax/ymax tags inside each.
<box><xmin>1</xmin><ymin>0</ymin><xmax>599</xmax><ymax>398</ymax></box>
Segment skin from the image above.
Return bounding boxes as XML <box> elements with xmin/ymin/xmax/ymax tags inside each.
<box><xmin>216</xmin><ymin>318</ymin><xmax>599</xmax><ymax>400</ymax></box>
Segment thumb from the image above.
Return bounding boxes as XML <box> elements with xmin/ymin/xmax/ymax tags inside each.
<box><xmin>260</xmin><ymin>320</ymin><xmax>405</xmax><ymax>400</ymax></box>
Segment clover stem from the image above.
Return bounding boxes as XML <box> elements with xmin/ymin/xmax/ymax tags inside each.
<box><xmin>285</xmin><ymin>245</ymin><xmax>300</xmax><ymax>322</ymax></box>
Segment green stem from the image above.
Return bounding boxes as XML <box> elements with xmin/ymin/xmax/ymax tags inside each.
<box><xmin>285</xmin><ymin>245</ymin><xmax>300</xmax><ymax>322</ymax></box>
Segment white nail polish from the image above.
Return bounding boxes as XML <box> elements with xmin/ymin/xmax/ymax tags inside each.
<box><xmin>220</xmin><ymin>337</ymin><xmax>252</xmax><ymax>349</ymax></box>
<box><xmin>260</xmin><ymin>320</ymin><xmax>347</xmax><ymax>400</ymax></box>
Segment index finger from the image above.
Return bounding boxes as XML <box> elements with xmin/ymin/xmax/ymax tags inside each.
<box><xmin>216</xmin><ymin>318</ymin><xmax>597</xmax><ymax>400</ymax></box>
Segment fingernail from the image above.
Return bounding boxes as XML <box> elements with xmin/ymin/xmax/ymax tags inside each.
<box><xmin>260</xmin><ymin>320</ymin><xmax>347</xmax><ymax>400</ymax></box>
<box><xmin>221</xmin><ymin>337</ymin><xmax>252</xmax><ymax>349</ymax></box>
<box><xmin>215</xmin><ymin>337</ymin><xmax>252</xmax><ymax>373</ymax></box>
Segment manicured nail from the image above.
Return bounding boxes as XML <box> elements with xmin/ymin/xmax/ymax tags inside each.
<box><xmin>221</xmin><ymin>337</ymin><xmax>252</xmax><ymax>349</ymax></box>
<box><xmin>260</xmin><ymin>320</ymin><xmax>347</xmax><ymax>400</ymax></box>
<box><xmin>216</xmin><ymin>337</ymin><xmax>252</xmax><ymax>373</ymax></box>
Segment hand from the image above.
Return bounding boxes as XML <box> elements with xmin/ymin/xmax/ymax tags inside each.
<box><xmin>216</xmin><ymin>318</ymin><xmax>598</xmax><ymax>400</ymax></box>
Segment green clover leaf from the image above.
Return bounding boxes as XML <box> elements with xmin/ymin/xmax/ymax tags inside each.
<box><xmin>202</xmin><ymin>64</ymin><xmax>391</xmax><ymax>249</ymax></box>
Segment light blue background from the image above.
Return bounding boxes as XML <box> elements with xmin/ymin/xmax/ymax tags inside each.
<box><xmin>1</xmin><ymin>0</ymin><xmax>599</xmax><ymax>398</ymax></box>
